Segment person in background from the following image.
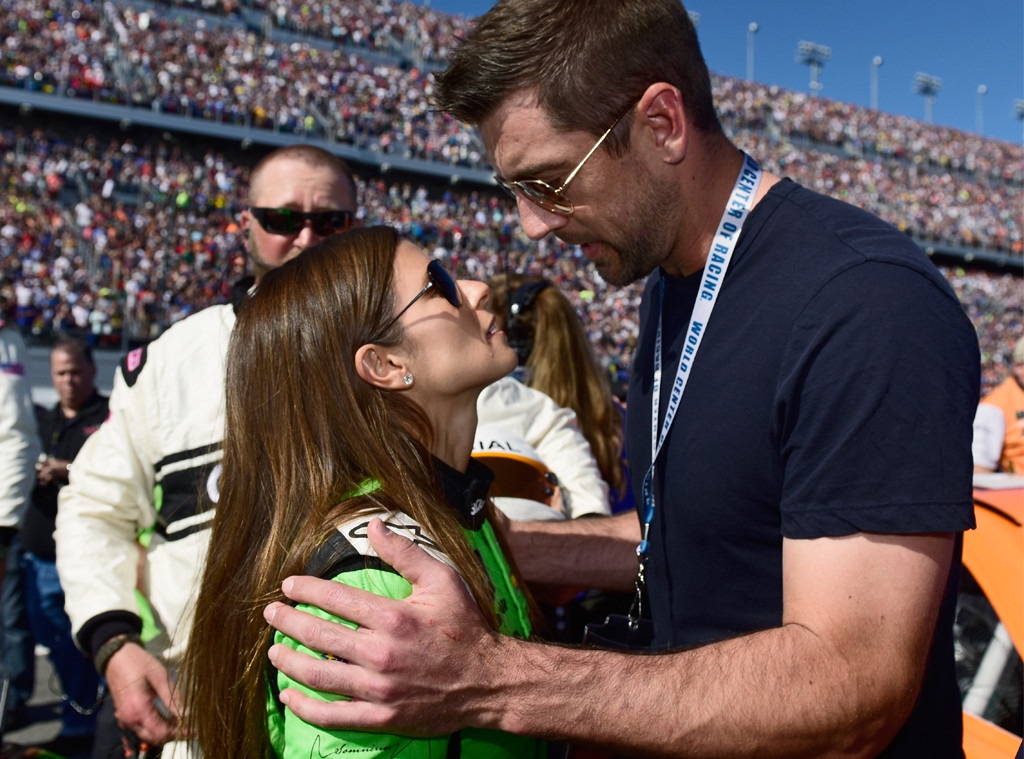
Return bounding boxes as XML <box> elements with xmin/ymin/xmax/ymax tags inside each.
<box><xmin>21</xmin><ymin>338</ymin><xmax>109</xmax><ymax>756</ymax></box>
<box><xmin>973</xmin><ymin>334</ymin><xmax>1024</xmax><ymax>474</ymax></box>
<box><xmin>55</xmin><ymin>144</ymin><xmax>358</xmax><ymax>758</ymax></box>
<box><xmin>182</xmin><ymin>226</ymin><xmax>545</xmax><ymax>759</ymax></box>
<box><xmin>262</xmin><ymin>1</ymin><xmax>980</xmax><ymax>756</ymax></box>
<box><xmin>489</xmin><ymin>274</ymin><xmax>632</xmax><ymax>512</ymax></box>
<box><xmin>0</xmin><ymin>312</ymin><xmax>39</xmax><ymax>733</ymax></box>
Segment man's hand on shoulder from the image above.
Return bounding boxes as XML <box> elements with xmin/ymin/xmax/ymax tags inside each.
<box><xmin>264</xmin><ymin>518</ymin><xmax>503</xmax><ymax>735</ymax></box>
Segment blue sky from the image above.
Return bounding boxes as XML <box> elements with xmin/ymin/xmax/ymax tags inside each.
<box><xmin>415</xmin><ymin>0</ymin><xmax>1024</xmax><ymax>146</ymax></box>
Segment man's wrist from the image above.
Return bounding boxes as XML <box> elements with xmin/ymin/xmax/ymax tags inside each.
<box><xmin>94</xmin><ymin>632</ymin><xmax>142</xmax><ymax>677</ymax></box>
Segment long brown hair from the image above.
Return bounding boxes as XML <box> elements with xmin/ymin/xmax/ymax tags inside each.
<box><xmin>490</xmin><ymin>274</ymin><xmax>626</xmax><ymax>497</ymax></box>
<box><xmin>182</xmin><ymin>227</ymin><xmax>503</xmax><ymax>757</ymax></box>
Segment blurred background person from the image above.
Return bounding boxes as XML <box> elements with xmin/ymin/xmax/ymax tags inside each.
<box><xmin>0</xmin><ymin>307</ymin><xmax>39</xmax><ymax>733</ymax></box>
<box><xmin>489</xmin><ymin>274</ymin><xmax>632</xmax><ymax>513</ymax></box>
<box><xmin>485</xmin><ymin>274</ymin><xmax>636</xmax><ymax>642</ymax></box>
<box><xmin>973</xmin><ymin>334</ymin><xmax>1024</xmax><ymax>474</ymax></box>
<box><xmin>20</xmin><ymin>338</ymin><xmax>109</xmax><ymax>756</ymax></box>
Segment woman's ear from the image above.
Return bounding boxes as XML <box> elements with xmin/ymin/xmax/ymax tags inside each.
<box><xmin>354</xmin><ymin>344</ymin><xmax>410</xmax><ymax>390</ymax></box>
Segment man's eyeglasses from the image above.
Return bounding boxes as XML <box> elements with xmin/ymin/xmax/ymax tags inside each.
<box><xmin>376</xmin><ymin>259</ymin><xmax>462</xmax><ymax>338</ymax></box>
<box><xmin>494</xmin><ymin>102</ymin><xmax>636</xmax><ymax>216</ymax></box>
<box><xmin>249</xmin><ymin>207</ymin><xmax>354</xmax><ymax>237</ymax></box>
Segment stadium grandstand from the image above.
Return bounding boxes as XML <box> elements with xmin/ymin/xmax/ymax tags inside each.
<box><xmin>1</xmin><ymin>0</ymin><xmax>1021</xmax><ymax>394</ymax></box>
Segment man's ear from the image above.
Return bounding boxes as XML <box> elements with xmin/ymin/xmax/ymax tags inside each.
<box><xmin>638</xmin><ymin>82</ymin><xmax>688</xmax><ymax>165</ymax></box>
<box><xmin>354</xmin><ymin>344</ymin><xmax>409</xmax><ymax>390</ymax></box>
<box><xmin>239</xmin><ymin>209</ymin><xmax>252</xmax><ymax>247</ymax></box>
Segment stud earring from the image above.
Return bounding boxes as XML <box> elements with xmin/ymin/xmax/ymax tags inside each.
<box><xmin>403</xmin><ymin>373</ymin><xmax>414</xmax><ymax>387</ymax></box>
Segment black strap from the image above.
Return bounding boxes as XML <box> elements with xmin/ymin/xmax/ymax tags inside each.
<box><xmin>446</xmin><ymin>731</ymin><xmax>462</xmax><ymax>758</ymax></box>
<box><xmin>305</xmin><ymin>530</ymin><xmax>364</xmax><ymax>578</ymax></box>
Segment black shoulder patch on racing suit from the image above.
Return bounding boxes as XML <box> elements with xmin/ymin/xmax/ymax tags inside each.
<box><xmin>305</xmin><ymin>530</ymin><xmax>389</xmax><ymax>579</ymax></box>
<box><xmin>119</xmin><ymin>346</ymin><xmax>148</xmax><ymax>388</ymax></box>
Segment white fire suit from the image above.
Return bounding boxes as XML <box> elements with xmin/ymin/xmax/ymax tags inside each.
<box><xmin>55</xmin><ymin>303</ymin><xmax>234</xmax><ymax>666</ymax></box>
<box><xmin>0</xmin><ymin>323</ymin><xmax>39</xmax><ymax>543</ymax></box>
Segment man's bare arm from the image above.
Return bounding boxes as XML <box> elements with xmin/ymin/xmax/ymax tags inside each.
<box><xmin>265</xmin><ymin>519</ymin><xmax>954</xmax><ymax>758</ymax></box>
<box><xmin>503</xmin><ymin>510</ymin><xmax>640</xmax><ymax>591</ymax></box>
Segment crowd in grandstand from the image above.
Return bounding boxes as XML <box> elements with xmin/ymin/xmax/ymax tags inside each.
<box><xmin>2</xmin><ymin>0</ymin><xmax>1022</xmax><ymax>247</ymax></box>
<box><xmin>257</xmin><ymin>0</ymin><xmax>467</xmax><ymax>64</ymax></box>
<box><xmin>2</xmin><ymin>122</ymin><xmax>1020</xmax><ymax>395</ymax></box>
<box><xmin>0</xmin><ymin>0</ymin><xmax>1021</xmax><ymax>396</ymax></box>
<box><xmin>940</xmin><ymin>264</ymin><xmax>1023</xmax><ymax>394</ymax></box>
<box><xmin>0</xmin><ymin>123</ymin><xmax>635</xmax><ymax>350</ymax></box>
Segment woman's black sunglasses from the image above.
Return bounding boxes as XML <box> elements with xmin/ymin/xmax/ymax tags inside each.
<box><xmin>375</xmin><ymin>259</ymin><xmax>461</xmax><ymax>338</ymax></box>
<box><xmin>249</xmin><ymin>207</ymin><xmax>353</xmax><ymax>236</ymax></box>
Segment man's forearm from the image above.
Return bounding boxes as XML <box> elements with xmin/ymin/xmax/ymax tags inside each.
<box><xmin>506</xmin><ymin>512</ymin><xmax>640</xmax><ymax>591</ymax></box>
<box><xmin>484</xmin><ymin>533</ymin><xmax>952</xmax><ymax>758</ymax></box>
<box><xmin>487</xmin><ymin>623</ymin><xmax>907</xmax><ymax>759</ymax></box>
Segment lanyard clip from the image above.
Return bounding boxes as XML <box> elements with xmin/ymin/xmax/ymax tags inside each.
<box><xmin>636</xmin><ymin>521</ymin><xmax>651</xmax><ymax>558</ymax></box>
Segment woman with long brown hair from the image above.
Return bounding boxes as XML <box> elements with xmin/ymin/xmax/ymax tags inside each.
<box><xmin>181</xmin><ymin>226</ymin><xmax>544</xmax><ymax>758</ymax></box>
<box><xmin>490</xmin><ymin>274</ymin><xmax>631</xmax><ymax>511</ymax></box>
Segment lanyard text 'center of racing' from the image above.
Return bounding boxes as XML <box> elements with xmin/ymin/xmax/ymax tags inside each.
<box><xmin>630</xmin><ymin>153</ymin><xmax>762</xmax><ymax>629</ymax></box>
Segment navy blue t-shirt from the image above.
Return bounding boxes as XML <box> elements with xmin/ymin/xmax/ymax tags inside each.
<box><xmin>626</xmin><ymin>179</ymin><xmax>979</xmax><ymax>756</ymax></box>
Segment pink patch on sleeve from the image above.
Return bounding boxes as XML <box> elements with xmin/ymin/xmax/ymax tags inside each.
<box><xmin>126</xmin><ymin>348</ymin><xmax>144</xmax><ymax>373</ymax></box>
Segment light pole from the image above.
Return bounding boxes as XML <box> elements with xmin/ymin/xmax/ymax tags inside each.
<box><xmin>796</xmin><ymin>41</ymin><xmax>831</xmax><ymax>96</ymax></box>
<box><xmin>976</xmin><ymin>84</ymin><xmax>987</xmax><ymax>135</ymax></box>
<box><xmin>913</xmin><ymin>72</ymin><xmax>943</xmax><ymax>123</ymax></box>
<box><xmin>747</xmin><ymin>22</ymin><xmax>759</xmax><ymax>82</ymax></box>
<box><xmin>870</xmin><ymin>56</ymin><xmax>883</xmax><ymax>111</ymax></box>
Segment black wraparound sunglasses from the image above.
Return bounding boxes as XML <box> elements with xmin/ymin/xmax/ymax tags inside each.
<box><xmin>375</xmin><ymin>259</ymin><xmax>462</xmax><ymax>339</ymax></box>
<box><xmin>249</xmin><ymin>207</ymin><xmax>353</xmax><ymax>236</ymax></box>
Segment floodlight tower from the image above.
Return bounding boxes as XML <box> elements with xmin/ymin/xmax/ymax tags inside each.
<box><xmin>870</xmin><ymin>56</ymin><xmax>883</xmax><ymax>111</ymax></box>
<box><xmin>913</xmin><ymin>72</ymin><xmax>943</xmax><ymax>123</ymax></box>
<box><xmin>796</xmin><ymin>41</ymin><xmax>831</xmax><ymax>96</ymax></box>
<box><xmin>976</xmin><ymin>85</ymin><xmax>987</xmax><ymax>135</ymax></box>
<box><xmin>747</xmin><ymin>22</ymin><xmax>759</xmax><ymax>81</ymax></box>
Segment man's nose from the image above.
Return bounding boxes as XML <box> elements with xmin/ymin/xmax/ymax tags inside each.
<box><xmin>516</xmin><ymin>198</ymin><xmax>570</xmax><ymax>240</ymax></box>
<box><xmin>294</xmin><ymin>220</ymin><xmax>321</xmax><ymax>246</ymax></box>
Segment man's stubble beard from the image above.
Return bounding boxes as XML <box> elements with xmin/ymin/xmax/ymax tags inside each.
<box><xmin>248</xmin><ymin>236</ymin><xmax>298</xmax><ymax>282</ymax></box>
<box><xmin>595</xmin><ymin>174</ymin><xmax>675</xmax><ymax>288</ymax></box>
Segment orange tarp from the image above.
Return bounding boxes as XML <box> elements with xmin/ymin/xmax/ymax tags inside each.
<box><xmin>967</xmin><ymin>487</ymin><xmax>1024</xmax><ymax>655</ymax></box>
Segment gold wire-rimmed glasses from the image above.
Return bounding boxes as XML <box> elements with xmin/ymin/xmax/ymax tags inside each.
<box><xmin>493</xmin><ymin>101</ymin><xmax>637</xmax><ymax>216</ymax></box>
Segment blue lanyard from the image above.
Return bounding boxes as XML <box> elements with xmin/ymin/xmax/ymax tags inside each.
<box><xmin>637</xmin><ymin>154</ymin><xmax>762</xmax><ymax>568</ymax></box>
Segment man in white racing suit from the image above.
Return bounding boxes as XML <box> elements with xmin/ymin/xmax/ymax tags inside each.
<box><xmin>55</xmin><ymin>145</ymin><xmax>359</xmax><ymax>756</ymax></box>
<box><xmin>0</xmin><ymin>315</ymin><xmax>39</xmax><ymax>729</ymax></box>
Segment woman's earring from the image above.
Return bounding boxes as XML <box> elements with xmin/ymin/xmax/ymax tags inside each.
<box><xmin>403</xmin><ymin>373</ymin><xmax>414</xmax><ymax>387</ymax></box>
